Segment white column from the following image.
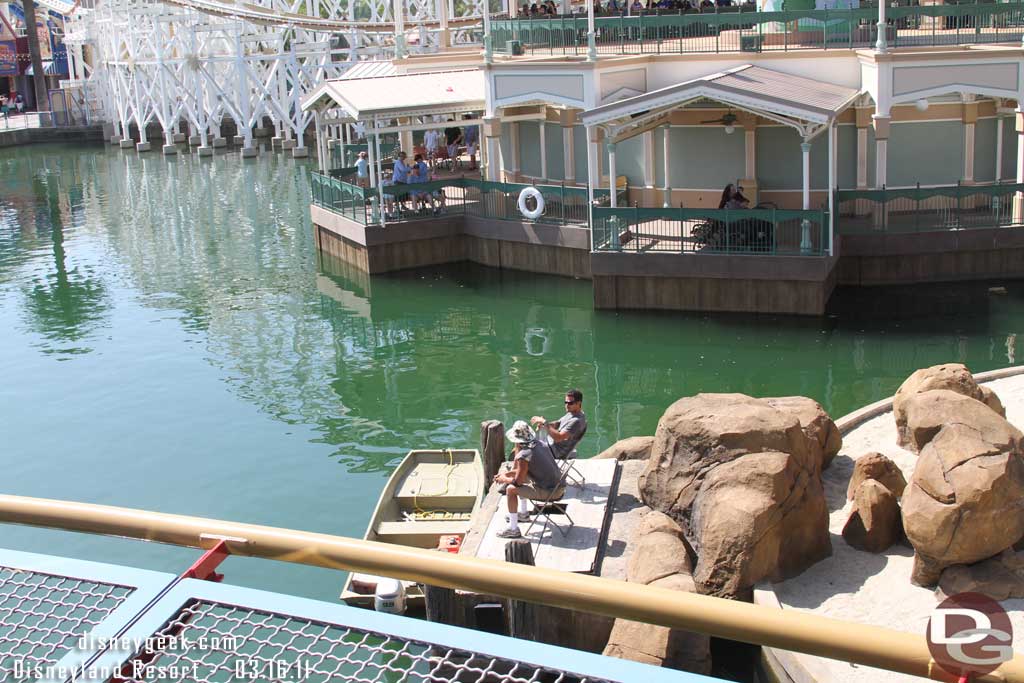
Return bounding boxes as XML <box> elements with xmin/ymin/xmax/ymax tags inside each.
<box><xmin>375</xmin><ymin>132</ymin><xmax>386</xmax><ymax>226</ymax></box>
<box><xmin>368</xmin><ymin>125</ymin><xmax>378</xmax><ymax>187</ymax></box>
<box><xmin>586</xmin><ymin>126</ymin><xmax>597</xmax><ymax>251</ymax></box>
<box><xmin>539</xmin><ymin>120</ymin><xmax>548</xmax><ymax>180</ymax></box>
<box><xmin>587</xmin><ymin>0</ymin><xmax>596</xmax><ymax>61</ymax></box>
<box><xmin>996</xmin><ymin>113</ymin><xmax>1005</xmax><ymax>182</ymax></box>
<box><xmin>509</xmin><ymin>122</ymin><xmax>520</xmax><ymax>179</ymax></box>
<box><xmin>563</xmin><ymin>123</ymin><xmax>575</xmax><ymax>183</ymax></box>
<box><xmin>800</xmin><ymin>139</ymin><xmax>812</xmax><ymax>253</ymax></box>
<box><xmin>484</xmin><ymin>116</ymin><xmax>502</xmax><ymax>182</ymax></box>
<box><xmin>828</xmin><ymin>122</ymin><xmax>836</xmax><ymax>256</ymax></box>
<box><xmin>963</xmin><ymin>121</ymin><xmax>975</xmax><ymax>183</ymax></box>
<box><xmin>315</xmin><ymin>111</ymin><xmax>326</xmax><ymax>173</ymax></box>
<box><xmin>876</xmin><ymin>0</ymin><xmax>887</xmax><ymax>52</ymax></box>
<box><xmin>643</xmin><ymin>131</ymin><xmax>655</xmax><ymax>191</ymax></box>
<box><xmin>393</xmin><ymin>0</ymin><xmax>407</xmax><ymax>58</ymax></box>
<box><xmin>662</xmin><ymin>124</ymin><xmax>671</xmax><ymax>207</ymax></box>
<box><xmin>608</xmin><ymin>141</ymin><xmax>617</xmax><ymax>208</ymax></box>
<box><xmin>1014</xmin><ymin>110</ymin><xmax>1024</xmax><ymax>223</ymax></box>
<box><xmin>873</xmin><ymin>115</ymin><xmax>890</xmax><ymax>188</ymax></box>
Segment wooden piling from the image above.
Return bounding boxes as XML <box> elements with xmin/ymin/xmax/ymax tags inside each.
<box><xmin>505</xmin><ymin>539</ymin><xmax>543</xmax><ymax>641</ymax></box>
<box><xmin>480</xmin><ymin>419</ymin><xmax>505</xmax><ymax>485</ymax></box>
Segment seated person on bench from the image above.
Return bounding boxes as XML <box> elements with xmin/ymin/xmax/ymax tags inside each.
<box><xmin>493</xmin><ymin>420</ymin><xmax>564</xmax><ymax>539</ymax></box>
<box><xmin>530</xmin><ymin>388</ymin><xmax>587</xmax><ymax>459</ymax></box>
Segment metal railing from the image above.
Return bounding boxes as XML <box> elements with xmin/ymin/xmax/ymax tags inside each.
<box><xmin>311</xmin><ymin>174</ymin><xmax>616</xmax><ymax>227</ymax></box>
<box><xmin>593</xmin><ymin>206</ymin><xmax>829</xmax><ymax>255</ymax></box>
<box><xmin>1</xmin><ymin>494</ymin><xmax>1024</xmax><ymax>682</ymax></box>
<box><xmin>836</xmin><ymin>181</ymin><xmax>1024</xmax><ymax>234</ymax></box>
<box><xmin>492</xmin><ymin>1</ymin><xmax>1024</xmax><ymax>55</ymax></box>
<box><xmin>310</xmin><ymin>171</ymin><xmax>371</xmax><ymax>225</ymax></box>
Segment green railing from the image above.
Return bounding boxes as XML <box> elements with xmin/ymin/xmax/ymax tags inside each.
<box><xmin>592</xmin><ymin>205</ymin><xmax>829</xmax><ymax>255</ymax></box>
<box><xmin>492</xmin><ymin>1</ymin><xmax>1024</xmax><ymax>55</ymax></box>
<box><xmin>835</xmin><ymin>181</ymin><xmax>1024</xmax><ymax>233</ymax></box>
<box><xmin>310</xmin><ymin>171</ymin><xmax>371</xmax><ymax>224</ymax></box>
<box><xmin>311</xmin><ymin>173</ymin><xmax>614</xmax><ymax>226</ymax></box>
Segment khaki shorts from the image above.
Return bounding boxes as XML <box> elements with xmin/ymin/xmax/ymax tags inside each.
<box><xmin>515</xmin><ymin>481</ymin><xmax>565</xmax><ymax>501</ymax></box>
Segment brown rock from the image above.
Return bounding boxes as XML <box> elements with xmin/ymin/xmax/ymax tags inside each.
<box><xmin>938</xmin><ymin>549</ymin><xmax>1024</xmax><ymax>601</ymax></box>
<box><xmin>689</xmin><ymin>451</ymin><xmax>831</xmax><ymax>598</ymax></box>
<box><xmin>980</xmin><ymin>385</ymin><xmax>1007</xmax><ymax>418</ymax></box>
<box><xmin>765</xmin><ymin>396</ymin><xmax>842</xmax><ymax>470</ymax></box>
<box><xmin>901</xmin><ymin>390</ymin><xmax>1016</xmax><ymax>454</ymax></box>
<box><xmin>636</xmin><ymin>510</ymin><xmax>685</xmax><ymax>538</ymax></box>
<box><xmin>846</xmin><ymin>452</ymin><xmax>907</xmax><ymax>500</ymax></box>
<box><xmin>902</xmin><ymin>422</ymin><xmax>1024</xmax><ymax>586</ymax></box>
<box><xmin>595</xmin><ymin>436</ymin><xmax>655</xmax><ymax>461</ymax></box>
<box><xmin>639</xmin><ymin>394</ymin><xmax>830</xmax><ymax>598</ymax></box>
<box><xmin>893</xmin><ymin>364</ymin><xmax>984</xmax><ymax>448</ymax></box>
<box><xmin>603</xmin><ymin>618</ymin><xmax>712</xmax><ymax>674</ymax></box>
<box><xmin>842</xmin><ymin>480</ymin><xmax>902</xmax><ymax>553</ymax></box>
<box><xmin>627</xmin><ymin>531</ymin><xmax>693</xmax><ymax>586</ymax></box>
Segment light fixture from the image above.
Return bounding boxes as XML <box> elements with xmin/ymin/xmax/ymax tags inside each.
<box><xmin>724</xmin><ymin>124</ymin><xmax>735</xmax><ymax>135</ymax></box>
<box><xmin>915</xmin><ymin>98</ymin><xmax>929</xmax><ymax>112</ymax></box>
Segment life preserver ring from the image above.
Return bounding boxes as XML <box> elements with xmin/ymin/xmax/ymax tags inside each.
<box><xmin>517</xmin><ymin>187</ymin><xmax>545</xmax><ymax>221</ymax></box>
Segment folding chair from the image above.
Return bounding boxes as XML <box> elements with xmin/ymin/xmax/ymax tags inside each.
<box><xmin>522</xmin><ymin>455</ymin><xmax>576</xmax><ymax>538</ymax></box>
<box><xmin>540</xmin><ymin>424</ymin><xmax>587</xmax><ymax>489</ymax></box>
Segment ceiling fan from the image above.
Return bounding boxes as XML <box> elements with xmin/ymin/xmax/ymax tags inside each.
<box><xmin>700</xmin><ymin>110</ymin><xmax>738</xmax><ymax>134</ymax></box>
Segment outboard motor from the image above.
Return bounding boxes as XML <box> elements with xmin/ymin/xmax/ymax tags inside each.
<box><xmin>373</xmin><ymin>578</ymin><xmax>407</xmax><ymax>615</ymax></box>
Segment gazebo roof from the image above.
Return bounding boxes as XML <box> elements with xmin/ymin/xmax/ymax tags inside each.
<box><xmin>302</xmin><ymin>69</ymin><xmax>484</xmax><ymax>122</ymax></box>
<box><xmin>582</xmin><ymin>65</ymin><xmax>861</xmax><ymax>139</ymax></box>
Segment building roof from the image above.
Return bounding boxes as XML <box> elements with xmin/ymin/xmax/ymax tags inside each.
<box><xmin>582</xmin><ymin>65</ymin><xmax>860</xmax><ymax>136</ymax></box>
<box><xmin>338</xmin><ymin>60</ymin><xmax>397</xmax><ymax>80</ymax></box>
<box><xmin>301</xmin><ymin>69</ymin><xmax>484</xmax><ymax>121</ymax></box>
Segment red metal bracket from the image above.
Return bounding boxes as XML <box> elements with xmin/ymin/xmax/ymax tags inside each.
<box><xmin>181</xmin><ymin>539</ymin><xmax>229</xmax><ymax>582</ymax></box>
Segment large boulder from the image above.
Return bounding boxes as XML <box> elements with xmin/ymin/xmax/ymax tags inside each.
<box><xmin>901</xmin><ymin>390</ymin><xmax>1013</xmax><ymax>453</ymax></box>
<box><xmin>846</xmin><ymin>452</ymin><xmax>907</xmax><ymax>500</ymax></box>
<box><xmin>893</xmin><ymin>364</ymin><xmax>984</xmax><ymax>449</ymax></box>
<box><xmin>764</xmin><ymin>396</ymin><xmax>842</xmax><ymax>470</ymax></box>
<box><xmin>842</xmin><ymin>480</ymin><xmax>902</xmax><ymax>553</ymax></box>
<box><xmin>981</xmin><ymin>385</ymin><xmax>1007</xmax><ymax>418</ymax></box>
<box><xmin>902</xmin><ymin>422</ymin><xmax>1024</xmax><ymax>585</ymax></box>
<box><xmin>639</xmin><ymin>394</ymin><xmax>830</xmax><ymax>598</ymax></box>
<box><xmin>595</xmin><ymin>436</ymin><xmax>655</xmax><ymax>461</ymax></box>
<box><xmin>604</xmin><ymin>511</ymin><xmax>711</xmax><ymax>674</ymax></box>
<box><xmin>689</xmin><ymin>451</ymin><xmax>831</xmax><ymax>597</ymax></box>
<box><xmin>938</xmin><ymin>549</ymin><xmax>1024</xmax><ymax>601</ymax></box>
<box><xmin>626</xmin><ymin>514</ymin><xmax>693</xmax><ymax>585</ymax></box>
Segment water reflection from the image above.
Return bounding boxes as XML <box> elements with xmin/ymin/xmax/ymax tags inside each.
<box><xmin>2</xmin><ymin>143</ymin><xmax>1024</xmax><ymax>476</ymax></box>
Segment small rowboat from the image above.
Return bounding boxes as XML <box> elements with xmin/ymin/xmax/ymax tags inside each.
<box><xmin>340</xmin><ymin>448</ymin><xmax>485</xmax><ymax>609</ymax></box>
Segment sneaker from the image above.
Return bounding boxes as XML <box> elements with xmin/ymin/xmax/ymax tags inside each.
<box><xmin>496</xmin><ymin>527</ymin><xmax>522</xmax><ymax>539</ymax></box>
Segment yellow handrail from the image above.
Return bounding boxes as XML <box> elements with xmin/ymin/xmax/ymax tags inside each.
<box><xmin>0</xmin><ymin>493</ymin><xmax>1019</xmax><ymax>683</ymax></box>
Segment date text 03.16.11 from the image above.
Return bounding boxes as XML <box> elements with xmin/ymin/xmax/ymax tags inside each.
<box><xmin>235</xmin><ymin>658</ymin><xmax>314</xmax><ymax>681</ymax></box>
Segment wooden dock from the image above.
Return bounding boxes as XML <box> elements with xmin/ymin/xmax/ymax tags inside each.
<box><xmin>461</xmin><ymin>459</ymin><xmax>620</xmax><ymax>575</ymax></box>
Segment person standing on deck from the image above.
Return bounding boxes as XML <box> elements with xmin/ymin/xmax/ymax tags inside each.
<box><xmin>493</xmin><ymin>421</ymin><xmax>564</xmax><ymax>539</ymax></box>
<box><xmin>444</xmin><ymin>120</ymin><xmax>462</xmax><ymax>168</ymax></box>
<box><xmin>462</xmin><ymin>115</ymin><xmax>479</xmax><ymax>171</ymax></box>
<box><xmin>531</xmin><ymin>388</ymin><xmax>587</xmax><ymax>459</ymax></box>
<box><xmin>355</xmin><ymin>151</ymin><xmax>369</xmax><ymax>188</ymax></box>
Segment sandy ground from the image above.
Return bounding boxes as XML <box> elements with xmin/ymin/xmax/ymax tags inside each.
<box><xmin>772</xmin><ymin>374</ymin><xmax>1024</xmax><ymax>683</ymax></box>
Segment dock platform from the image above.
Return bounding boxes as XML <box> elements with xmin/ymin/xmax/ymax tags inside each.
<box><xmin>461</xmin><ymin>459</ymin><xmax>620</xmax><ymax>575</ymax></box>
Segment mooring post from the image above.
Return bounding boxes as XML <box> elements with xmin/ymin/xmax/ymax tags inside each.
<box><xmin>481</xmin><ymin>419</ymin><xmax>506</xmax><ymax>485</ymax></box>
<box><xmin>505</xmin><ymin>539</ymin><xmax>543</xmax><ymax>641</ymax></box>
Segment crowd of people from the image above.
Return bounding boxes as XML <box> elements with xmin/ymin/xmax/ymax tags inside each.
<box><xmin>517</xmin><ymin>0</ymin><xmax>754</xmax><ymax>16</ymax></box>
<box><xmin>0</xmin><ymin>93</ymin><xmax>25</xmax><ymax>119</ymax></box>
<box><xmin>351</xmin><ymin>116</ymin><xmax>480</xmax><ymax>220</ymax></box>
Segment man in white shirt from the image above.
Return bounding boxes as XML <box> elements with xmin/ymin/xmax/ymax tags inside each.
<box><xmin>424</xmin><ymin>129</ymin><xmax>440</xmax><ymax>169</ymax></box>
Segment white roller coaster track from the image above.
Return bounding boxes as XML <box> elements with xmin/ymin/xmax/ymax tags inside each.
<box><xmin>58</xmin><ymin>0</ymin><xmax>485</xmax><ymax>154</ymax></box>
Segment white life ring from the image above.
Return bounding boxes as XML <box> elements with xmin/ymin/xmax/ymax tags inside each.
<box><xmin>517</xmin><ymin>187</ymin><xmax>545</xmax><ymax>221</ymax></box>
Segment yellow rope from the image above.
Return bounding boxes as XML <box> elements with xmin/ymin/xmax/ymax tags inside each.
<box><xmin>411</xmin><ymin>448</ymin><xmax>465</xmax><ymax>521</ymax></box>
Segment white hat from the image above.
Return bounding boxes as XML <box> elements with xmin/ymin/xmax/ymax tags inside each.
<box><xmin>505</xmin><ymin>420</ymin><xmax>537</xmax><ymax>445</ymax></box>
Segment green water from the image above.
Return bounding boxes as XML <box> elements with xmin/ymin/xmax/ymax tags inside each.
<box><xmin>2</xmin><ymin>143</ymin><xmax>1023</xmax><ymax>601</ymax></box>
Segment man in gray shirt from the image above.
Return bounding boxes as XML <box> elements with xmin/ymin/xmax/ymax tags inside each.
<box><xmin>493</xmin><ymin>420</ymin><xmax>564</xmax><ymax>539</ymax></box>
<box><xmin>531</xmin><ymin>388</ymin><xmax>587</xmax><ymax>459</ymax></box>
